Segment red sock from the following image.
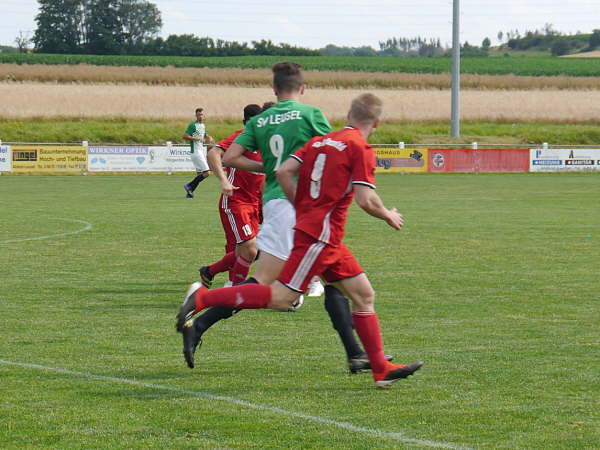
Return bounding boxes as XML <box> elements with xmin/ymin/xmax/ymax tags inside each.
<box><xmin>209</xmin><ymin>251</ymin><xmax>236</xmax><ymax>276</ymax></box>
<box><xmin>199</xmin><ymin>284</ymin><xmax>271</xmax><ymax>310</ymax></box>
<box><xmin>352</xmin><ymin>311</ymin><xmax>388</xmax><ymax>373</ymax></box>
<box><xmin>229</xmin><ymin>255</ymin><xmax>253</xmax><ymax>283</ymax></box>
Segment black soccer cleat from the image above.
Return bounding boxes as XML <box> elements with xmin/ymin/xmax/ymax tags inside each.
<box><xmin>182</xmin><ymin>318</ymin><xmax>203</xmax><ymax>369</ymax></box>
<box><xmin>374</xmin><ymin>361</ymin><xmax>424</xmax><ymax>388</ymax></box>
<box><xmin>348</xmin><ymin>353</ymin><xmax>394</xmax><ymax>374</ymax></box>
<box><xmin>199</xmin><ymin>266</ymin><xmax>214</xmax><ymax>288</ymax></box>
<box><xmin>184</xmin><ymin>184</ymin><xmax>194</xmax><ymax>198</ymax></box>
<box><xmin>176</xmin><ymin>282</ymin><xmax>203</xmax><ymax>333</ymax></box>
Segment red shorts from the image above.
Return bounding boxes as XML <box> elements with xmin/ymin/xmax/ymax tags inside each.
<box><xmin>278</xmin><ymin>230</ymin><xmax>363</xmax><ymax>292</ymax></box>
<box><xmin>220</xmin><ymin>203</ymin><xmax>260</xmax><ymax>252</ymax></box>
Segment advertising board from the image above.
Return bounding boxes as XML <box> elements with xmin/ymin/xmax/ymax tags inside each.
<box><xmin>88</xmin><ymin>145</ymin><xmax>195</xmax><ymax>172</ymax></box>
<box><xmin>0</xmin><ymin>145</ymin><xmax>11</xmax><ymax>172</ymax></box>
<box><xmin>428</xmin><ymin>149</ymin><xmax>529</xmax><ymax>173</ymax></box>
<box><xmin>530</xmin><ymin>148</ymin><xmax>600</xmax><ymax>172</ymax></box>
<box><xmin>374</xmin><ymin>148</ymin><xmax>428</xmax><ymax>173</ymax></box>
<box><xmin>11</xmin><ymin>145</ymin><xmax>87</xmax><ymax>174</ymax></box>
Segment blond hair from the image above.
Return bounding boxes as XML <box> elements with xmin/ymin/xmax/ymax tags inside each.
<box><xmin>349</xmin><ymin>93</ymin><xmax>383</xmax><ymax>123</ymax></box>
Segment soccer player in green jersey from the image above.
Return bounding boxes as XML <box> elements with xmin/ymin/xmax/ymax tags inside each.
<box><xmin>182</xmin><ymin>107</ymin><xmax>214</xmax><ymax>198</ymax></box>
<box><xmin>179</xmin><ymin>62</ymin><xmax>392</xmax><ymax>373</ymax></box>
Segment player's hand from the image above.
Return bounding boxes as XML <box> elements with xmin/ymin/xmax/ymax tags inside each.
<box><xmin>221</xmin><ymin>182</ymin><xmax>239</xmax><ymax>197</ymax></box>
<box><xmin>385</xmin><ymin>208</ymin><xmax>404</xmax><ymax>230</ymax></box>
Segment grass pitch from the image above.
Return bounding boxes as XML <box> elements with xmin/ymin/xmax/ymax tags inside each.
<box><xmin>1</xmin><ymin>173</ymin><xmax>598</xmax><ymax>448</ymax></box>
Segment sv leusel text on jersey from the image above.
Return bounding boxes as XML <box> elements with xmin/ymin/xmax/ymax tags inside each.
<box><xmin>256</xmin><ymin>110</ymin><xmax>302</xmax><ymax>128</ymax></box>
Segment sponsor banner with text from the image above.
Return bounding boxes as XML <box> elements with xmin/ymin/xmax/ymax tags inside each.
<box><xmin>88</xmin><ymin>145</ymin><xmax>195</xmax><ymax>172</ymax></box>
<box><xmin>0</xmin><ymin>145</ymin><xmax>11</xmax><ymax>172</ymax></box>
<box><xmin>11</xmin><ymin>145</ymin><xmax>87</xmax><ymax>174</ymax></box>
<box><xmin>89</xmin><ymin>145</ymin><xmax>150</xmax><ymax>172</ymax></box>
<box><xmin>374</xmin><ymin>148</ymin><xmax>428</xmax><ymax>173</ymax></box>
<box><xmin>149</xmin><ymin>146</ymin><xmax>195</xmax><ymax>172</ymax></box>
<box><xmin>530</xmin><ymin>148</ymin><xmax>600</xmax><ymax>172</ymax></box>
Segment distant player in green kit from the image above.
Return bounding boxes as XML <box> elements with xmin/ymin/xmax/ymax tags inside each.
<box><xmin>182</xmin><ymin>107</ymin><xmax>214</xmax><ymax>198</ymax></box>
<box><xmin>178</xmin><ymin>62</ymin><xmax>392</xmax><ymax>374</ymax></box>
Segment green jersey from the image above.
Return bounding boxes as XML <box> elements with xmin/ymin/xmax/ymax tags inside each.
<box><xmin>234</xmin><ymin>99</ymin><xmax>332</xmax><ymax>203</ymax></box>
<box><xmin>185</xmin><ymin>121</ymin><xmax>206</xmax><ymax>153</ymax></box>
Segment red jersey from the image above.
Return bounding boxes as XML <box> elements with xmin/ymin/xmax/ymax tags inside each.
<box><xmin>216</xmin><ymin>129</ymin><xmax>264</xmax><ymax>207</ymax></box>
<box><xmin>291</xmin><ymin>127</ymin><xmax>376</xmax><ymax>246</ymax></box>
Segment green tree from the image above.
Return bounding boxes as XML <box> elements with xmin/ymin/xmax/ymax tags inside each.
<box><xmin>85</xmin><ymin>0</ymin><xmax>123</xmax><ymax>54</ymax></box>
<box><xmin>33</xmin><ymin>0</ymin><xmax>85</xmax><ymax>53</ymax></box>
<box><xmin>119</xmin><ymin>0</ymin><xmax>162</xmax><ymax>52</ymax></box>
<box><xmin>589</xmin><ymin>29</ymin><xmax>600</xmax><ymax>49</ymax></box>
<box><xmin>551</xmin><ymin>39</ymin><xmax>570</xmax><ymax>56</ymax></box>
<box><xmin>482</xmin><ymin>37</ymin><xmax>491</xmax><ymax>50</ymax></box>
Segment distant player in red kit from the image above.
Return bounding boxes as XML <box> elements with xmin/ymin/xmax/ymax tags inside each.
<box><xmin>177</xmin><ymin>93</ymin><xmax>423</xmax><ymax>387</ymax></box>
<box><xmin>199</xmin><ymin>104</ymin><xmax>264</xmax><ymax>288</ymax></box>
<box><xmin>187</xmin><ymin>104</ymin><xmax>264</xmax><ymax>351</ymax></box>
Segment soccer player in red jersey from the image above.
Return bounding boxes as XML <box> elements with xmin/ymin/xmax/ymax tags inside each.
<box><xmin>184</xmin><ymin>104</ymin><xmax>263</xmax><ymax>357</ymax></box>
<box><xmin>199</xmin><ymin>104</ymin><xmax>264</xmax><ymax>288</ymax></box>
<box><xmin>177</xmin><ymin>93</ymin><xmax>423</xmax><ymax>387</ymax></box>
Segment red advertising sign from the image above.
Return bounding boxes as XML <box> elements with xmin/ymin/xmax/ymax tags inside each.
<box><xmin>428</xmin><ymin>149</ymin><xmax>529</xmax><ymax>173</ymax></box>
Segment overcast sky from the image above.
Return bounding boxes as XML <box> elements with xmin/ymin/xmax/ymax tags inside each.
<box><xmin>2</xmin><ymin>0</ymin><xmax>599</xmax><ymax>49</ymax></box>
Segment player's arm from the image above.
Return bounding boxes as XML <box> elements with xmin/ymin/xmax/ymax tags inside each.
<box><xmin>276</xmin><ymin>156</ymin><xmax>302</xmax><ymax>203</ymax></box>
<box><xmin>182</xmin><ymin>133</ymin><xmax>200</xmax><ymax>141</ymax></box>
<box><xmin>353</xmin><ymin>185</ymin><xmax>404</xmax><ymax>230</ymax></box>
<box><xmin>222</xmin><ymin>143</ymin><xmax>264</xmax><ymax>173</ymax></box>
<box><xmin>207</xmin><ymin>146</ymin><xmax>238</xmax><ymax>196</ymax></box>
<box><xmin>183</xmin><ymin>123</ymin><xmax>199</xmax><ymax>142</ymax></box>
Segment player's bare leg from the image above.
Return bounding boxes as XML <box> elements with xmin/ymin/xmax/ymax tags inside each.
<box><xmin>251</xmin><ymin>251</ymin><xmax>285</xmax><ymax>285</ymax></box>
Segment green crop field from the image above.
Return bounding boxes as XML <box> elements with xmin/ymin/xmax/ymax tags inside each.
<box><xmin>3</xmin><ymin>53</ymin><xmax>600</xmax><ymax>77</ymax></box>
<box><xmin>1</xmin><ymin>174</ymin><xmax>598</xmax><ymax>448</ymax></box>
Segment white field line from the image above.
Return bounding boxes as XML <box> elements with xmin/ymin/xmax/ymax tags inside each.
<box><xmin>1</xmin><ymin>218</ymin><xmax>93</xmax><ymax>243</ymax></box>
<box><xmin>0</xmin><ymin>359</ymin><xmax>471</xmax><ymax>450</ymax></box>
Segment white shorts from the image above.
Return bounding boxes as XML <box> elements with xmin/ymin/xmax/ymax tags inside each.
<box><xmin>257</xmin><ymin>198</ymin><xmax>295</xmax><ymax>261</ymax></box>
<box><xmin>190</xmin><ymin>146</ymin><xmax>209</xmax><ymax>173</ymax></box>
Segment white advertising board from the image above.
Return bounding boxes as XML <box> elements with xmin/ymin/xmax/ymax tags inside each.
<box><xmin>149</xmin><ymin>145</ymin><xmax>195</xmax><ymax>172</ymax></box>
<box><xmin>530</xmin><ymin>148</ymin><xmax>600</xmax><ymax>172</ymax></box>
<box><xmin>88</xmin><ymin>145</ymin><xmax>195</xmax><ymax>172</ymax></box>
<box><xmin>0</xmin><ymin>145</ymin><xmax>11</xmax><ymax>171</ymax></box>
<box><xmin>89</xmin><ymin>146</ymin><xmax>151</xmax><ymax>172</ymax></box>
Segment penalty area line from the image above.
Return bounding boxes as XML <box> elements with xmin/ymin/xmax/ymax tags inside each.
<box><xmin>1</xmin><ymin>218</ymin><xmax>93</xmax><ymax>243</ymax></box>
<box><xmin>0</xmin><ymin>359</ymin><xmax>470</xmax><ymax>449</ymax></box>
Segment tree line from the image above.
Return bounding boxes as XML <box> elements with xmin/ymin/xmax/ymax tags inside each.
<box><xmin>31</xmin><ymin>0</ymin><xmax>318</xmax><ymax>56</ymax></box>
<box><xmin>23</xmin><ymin>2</ymin><xmax>600</xmax><ymax>57</ymax></box>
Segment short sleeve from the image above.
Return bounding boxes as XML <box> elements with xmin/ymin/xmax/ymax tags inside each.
<box><xmin>291</xmin><ymin>138</ymin><xmax>314</xmax><ymax>163</ymax></box>
<box><xmin>217</xmin><ymin>134</ymin><xmax>236</xmax><ymax>151</ymax></box>
<box><xmin>351</xmin><ymin>143</ymin><xmax>376</xmax><ymax>189</ymax></box>
<box><xmin>311</xmin><ymin>108</ymin><xmax>332</xmax><ymax>137</ymax></box>
<box><xmin>233</xmin><ymin>120</ymin><xmax>258</xmax><ymax>152</ymax></box>
<box><xmin>185</xmin><ymin>122</ymin><xmax>195</xmax><ymax>135</ymax></box>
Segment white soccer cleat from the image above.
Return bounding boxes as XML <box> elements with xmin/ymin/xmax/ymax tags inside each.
<box><xmin>307</xmin><ymin>280</ymin><xmax>324</xmax><ymax>297</ymax></box>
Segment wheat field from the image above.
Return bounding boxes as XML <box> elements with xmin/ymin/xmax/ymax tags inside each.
<box><xmin>2</xmin><ymin>63</ymin><xmax>600</xmax><ymax>90</ymax></box>
<box><xmin>2</xmin><ymin>81</ymin><xmax>600</xmax><ymax>122</ymax></box>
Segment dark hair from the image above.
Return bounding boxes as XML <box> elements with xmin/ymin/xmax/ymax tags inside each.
<box><xmin>243</xmin><ymin>104</ymin><xmax>262</xmax><ymax>123</ymax></box>
<box><xmin>261</xmin><ymin>101</ymin><xmax>275</xmax><ymax>111</ymax></box>
<box><xmin>272</xmin><ymin>62</ymin><xmax>304</xmax><ymax>93</ymax></box>
<box><xmin>195</xmin><ymin>108</ymin><xmax>203</xmax><ymax>113</ymax></box>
